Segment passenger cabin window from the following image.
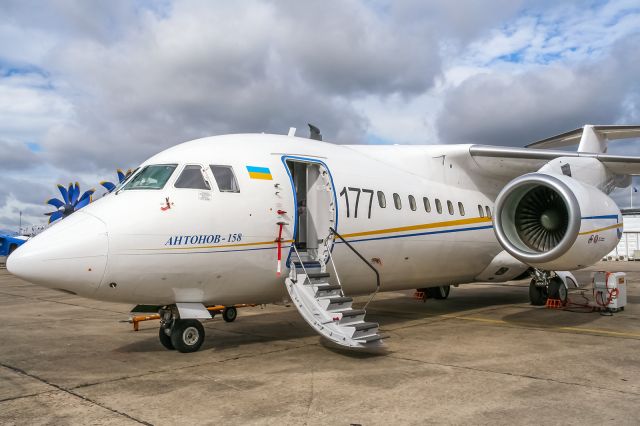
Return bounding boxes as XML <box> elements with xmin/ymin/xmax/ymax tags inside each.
<box><xmin>435</xmin><ymin>198</ymin><xmax>442</xmax><ymax>214</ymax></box>
<box><xmin>377</xmin><ymin>191</ymin><xmax>386</xmax><ymax>208</ymax></box>
<box><xmin>175</xmin><ymin>165</ymin><xmax>211</xmax><ymax>190</ymax></box>
<box><xmin>123</xmin><ymin>164</ymin><xmax>177</xmax><ymax>190</ymax></box>
<box><xmin>409</xmin><ymin>195</ymin><xmax>417</xmax><ymax>211</ymax></box>
<box><xmin>458</xmin><ymin>202</ymin><xmax>465</xmax><ymax>216</ymax></box>
<box><xmin>423</xmin><ymin>197</ymin><xmax>431</xmax><ymax>212</ymax></box>
<box><xmin>447</xmin><ymin>200</ymin><xmax>454</xmax><ymax>215</ymax></box>
<box><xmin>485</xmin><ymin>206</ymin><xmax>492</xmax><ymax>218</ymax></box>
<box><xmin>478</xmin><ymin>205</ymin><xmax>484</xmax><ymax>217</ymax></box>
<box><xmin>393</xmin><ymin>193</ymin><xmax>402</xmax><ymax>210</ymax></box>
<box><xmin>210</xmin><ymin>165</ymin><xmax>240</xmax><ymax>192</ymax></box>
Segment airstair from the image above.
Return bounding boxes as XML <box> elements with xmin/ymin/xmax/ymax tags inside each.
<box><xmin>284</xmin><ymin>228</ymin><xmax>383</xmax><ymax>350</ymax></box>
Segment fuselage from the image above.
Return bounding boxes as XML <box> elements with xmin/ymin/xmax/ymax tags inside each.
<box><xmin>9</xmin><ymin>133</ymin><xmax>511</xmax><ymax>305</ymax></box>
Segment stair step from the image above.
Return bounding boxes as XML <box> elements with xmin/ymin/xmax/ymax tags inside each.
<box><xmin>292</xmin><ymin>260</ymin><xmax>322</xmax><ymax>267</ymax></box>
<box><xmin>307</xmin><ymin>272</ymin><xmax>330</xmax><ymax>279</ymax></box>
<box><xmin>323</xmin><ymin>296</ymin><xmax>353</xmax><ymax>311</ymax></box>
<box><xmin>328</xmin><ymin>296</ymin><xmax>352</xmax><ymax>304</ymax></box>
<box><xmin>347</xmin><ymin>321</ymin><xmax>378</xmax><ymax>332</ymax></box>
<box><xmin>315</xmin><ymin>284</ymin><xmax>342</xmax><ymax>298</ymax></box>
<box><xmin>354</xmin><ymin>334</ymin><xmax>383</xmax><ymax>343</ymax></box>
<box><xmin>340</xmin><ymin>309</ymin><xmax>366</xmax><ymax>318</ymax></box>
<box><xmin>316</xmin><ymin>284</ymin><xmax>341</xmax><ymax>291</ymax></box>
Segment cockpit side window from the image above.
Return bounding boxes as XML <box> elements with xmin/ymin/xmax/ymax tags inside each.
<box><xmin>174</xmin><ymin>165</ymin><xmax>211</xmax><ymax>190</ymax></box>
<box><xmin>123</xmin><ymin>164</ymin><xmax>177</xmax><ymax>190</ymax></box>
<box><xmin>210</xmin><ymin>165</ymin><xmax>240</xmax><ymax>193</ymax></box>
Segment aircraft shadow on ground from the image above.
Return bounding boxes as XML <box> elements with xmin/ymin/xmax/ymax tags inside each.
<box><xmin>115</xmin><ymin>282</ymin><xmax>611</xmax><ymax>354</ymax></box>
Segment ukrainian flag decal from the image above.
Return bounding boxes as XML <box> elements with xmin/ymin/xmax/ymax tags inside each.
<box><xmin>246</xmin><ymin>166</ymin><xmax>273</xmax><ymax>180</ymax></box>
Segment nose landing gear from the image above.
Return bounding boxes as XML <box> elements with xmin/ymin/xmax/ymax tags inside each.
<box><xmin>158</xmin><ymin>308</ymin><xmax>205</xmax><ymax>353</ymax></box>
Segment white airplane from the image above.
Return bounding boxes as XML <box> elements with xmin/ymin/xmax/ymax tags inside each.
<box><xmin>8</xmin><ymin>124</ymin><xmax>640</xmax><ymax>352</ymax></box>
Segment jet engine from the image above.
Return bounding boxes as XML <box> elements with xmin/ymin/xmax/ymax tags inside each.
<box><xmin>493</xmin><ymin>173</ymin><xmax>621</xmax><ymax>271</ymax></box>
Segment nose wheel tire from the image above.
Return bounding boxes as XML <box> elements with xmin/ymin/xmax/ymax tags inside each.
<box><xmin>529</xmin><ymin>279</ymin><xmax>549</xmax><ymax>306</ymax></box>
<box><xmin>222</xmin><ymin>306</ymin><xmax>237</xmax><ymax>322</ymax></box>
<box><xmin>548</xmin><ymin>277</ymin><xmax>568</xmax><ymax>305</ymax></box>
<box><xmin>170</xmin><ymin>319</ymin><xmax>205</xmax><ymax>353</ymax></box>
<box><xmin>159</xmin><ymin>325</ymin><xmax>175</xmax><ymax>350</ymax></box>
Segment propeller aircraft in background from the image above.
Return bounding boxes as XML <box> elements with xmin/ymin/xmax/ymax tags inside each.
<box><xmin>8</xmin><ymin>124</ymin><xmax>640</xmax><ymax>352</ymax></box>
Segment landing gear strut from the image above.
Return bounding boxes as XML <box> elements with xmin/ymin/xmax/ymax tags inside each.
<box><xmin>529</xmin><ymin>270</ymin><xmax>567</xmax><ymax>306</ymax></box>
<box><xmin>158</xmin><ymin>307</ymin><xmax>205</xmax><ymax>353</ymax></box>
<box><xmin>416</xmin><ymin>285</ymin><xmax>451</xmax><ymax>300</ymax></box>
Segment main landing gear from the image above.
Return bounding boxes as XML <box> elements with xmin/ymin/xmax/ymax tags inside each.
<box><xmin>416</xmin><ymin>285</ymin><xmax>451</xmax><ymax>301</ymax></box>
<box><xmin>529</xmin><ymin>270</ymin><xmax>567</xmax><ymax>306</ymax></box>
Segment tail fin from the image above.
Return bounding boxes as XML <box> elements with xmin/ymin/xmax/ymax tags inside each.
<box><xmin>526</xmin><ymin>125</ymin><xmax>640</xmax><ymax>153</ymax></box>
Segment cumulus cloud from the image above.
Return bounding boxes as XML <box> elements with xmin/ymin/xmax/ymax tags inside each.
<box><xmin>437</xmin><ymin>24</ymin><xmax>640</xmax><ymax>146</ymax></box>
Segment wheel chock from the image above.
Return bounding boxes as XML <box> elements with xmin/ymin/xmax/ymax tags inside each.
<box><xmin>545</xmin><ymin>298</ymin><xmax>564</xmax><ymax>309</ymax></box>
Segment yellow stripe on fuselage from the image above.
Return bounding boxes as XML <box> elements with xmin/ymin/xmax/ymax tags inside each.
<box><xmin>341</xmin><ymin>216</ymin><xmax>493</xmax><ymax>239</ymax></box>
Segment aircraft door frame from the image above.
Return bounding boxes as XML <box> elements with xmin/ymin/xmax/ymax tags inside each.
<box><xmin>281</xmin><ymin>156</ymin><xmax>338</xmax><ymax>266</ymax></box>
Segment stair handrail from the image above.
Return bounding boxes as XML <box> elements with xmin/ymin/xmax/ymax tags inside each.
<box><xmin>325</xmin><ymin>244</ymin><xmax>344</xmax><ymax>294</ymax></box>
<box><xmin>290</xmin><ymin>244</ymin><xmax>310</xmax><ymax>283</ymax></box>
<box><xmin>329</xmin><ymin>227</ymin><xmax>381</xmax><ymax>310</ymax></box>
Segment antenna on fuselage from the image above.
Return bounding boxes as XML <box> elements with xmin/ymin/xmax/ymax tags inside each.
<box><xmin>288</xmin><ymin>127</ymin><xmax>296</xmax><ymax>137</ymax></box>
<box><xmin>308</xmin><ymin>124</ymin><xmax>322</xmax><ymax>141</ymax></box>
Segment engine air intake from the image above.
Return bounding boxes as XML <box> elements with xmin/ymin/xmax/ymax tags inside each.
<box><xmin>493</xmin><ymin>173</ymin><xmax>581</xmax><ymax>264</ymax></box>
<box><xmin>514</xmin><ymin>186</ymin><xmax>569</xmax><ymax>252</ymax></box>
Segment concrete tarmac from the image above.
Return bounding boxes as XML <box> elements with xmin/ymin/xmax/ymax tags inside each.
<box><xmin>0</xmin><ymin>263</ymin><xmax>639</xmax><ymax>425</ymax></box>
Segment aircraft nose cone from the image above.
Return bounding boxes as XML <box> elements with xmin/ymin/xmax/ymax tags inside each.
<box><xmin>7</xmin><ymin>212</ymin><xmax>108</xmax><ymax>296</ymax></box>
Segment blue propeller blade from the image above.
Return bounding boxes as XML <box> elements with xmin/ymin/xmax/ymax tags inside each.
<box><xmin>75</xmin><ymin>196</ymin><xmax>91</xmax><ymax>210</ymax></box>
<box><xmin>117</xmin><ymin>169</ymin><xmax>126</xmax><ymax>183</ymax></box>
<box><xmin>58</xmin><ymin>184</ymin><xmax>69</xmax><ymax>204</ymax></box>
<box><xmin>49</xmin><ymin>210</ymin><xmax>64</xmax><ymax>223</ymax></box>
<box><xmin>100</xmin><ymin>181</ymin><xmax>116</xmax><ymax>192</ymax></box>
<box><xmin>46</xmin><ymin>198</ymin><xmax>65</xmax><ymax>208</ymax></box>
<box><xmin>70</xmin><ymin>182</ymin><xmax>80</xmax><ymax>205</ymax></box>
<box><xmin>67</xmin><ymin>183</ymin><xmax>74</xmax><ymax>203</ymax></box>
<box><xmin>78</xmin><ymin>189</ymin><xmax>95</xmax><ymax>202</ymax></box>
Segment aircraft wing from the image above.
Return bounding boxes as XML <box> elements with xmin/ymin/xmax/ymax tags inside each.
<box><xmin>468</xmin><ymin>145</ymin><xmax>640</xmax><ymax>178</ymax></box>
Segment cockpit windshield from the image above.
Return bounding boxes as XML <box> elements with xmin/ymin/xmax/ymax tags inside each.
<box><xmin>122</xmin><ymin>164</ymin><xmax>177</xmax><ymax>190</ymax></box>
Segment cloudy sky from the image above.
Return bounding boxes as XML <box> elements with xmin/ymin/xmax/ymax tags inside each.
<box><xmin>1</xmin><ymin>0</ymin><xmax>640</xmax><ymax>231</ymax></box>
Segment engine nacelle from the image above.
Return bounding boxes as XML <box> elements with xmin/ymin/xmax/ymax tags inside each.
<box><xmin>493</xmin><ymin>173</ymin><xmax>621</xmax><ymax>271</ymax></box>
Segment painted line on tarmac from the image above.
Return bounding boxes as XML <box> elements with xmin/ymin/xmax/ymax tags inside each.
<box><xmin>443</xmin><ymin>315</ymin><xmax>640</xmax><ymax>339</ymax></box>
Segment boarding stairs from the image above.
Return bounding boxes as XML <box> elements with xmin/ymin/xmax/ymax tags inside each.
<box><xmin>284</xmin><ymin>228</ymin><xmax>383</xmax><ymax>350</ymax></box>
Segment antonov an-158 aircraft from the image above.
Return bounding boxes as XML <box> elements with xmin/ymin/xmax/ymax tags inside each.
<box><xmin>8</xmin><ymin>125</ymin><xmax>640</xmax><ymax>352</ymax></box>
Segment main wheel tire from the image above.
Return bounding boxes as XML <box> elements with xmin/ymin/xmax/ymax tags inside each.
<box><xmin>548</xmin><ymin>277</ymin><xmax>568</xmax><ymax>304</ymax></box>
<box><xmin>529</xmin><ymin>279</ymin><xmax>548</xmax><ymax>306</ymax></box>
<box><xmin>222</xmin><ymin>307</ymin><xmax>237</xmax><ymax>322</ymax></box>
<box><xmin>170</xmin><ymin>319</ymin><xmax>205</xmax><ymax>353</ymax></box>
<box><xmin>159</xmin><ymin>325</ymin><xmax>175</xmax><ymax>350</ymax></box>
